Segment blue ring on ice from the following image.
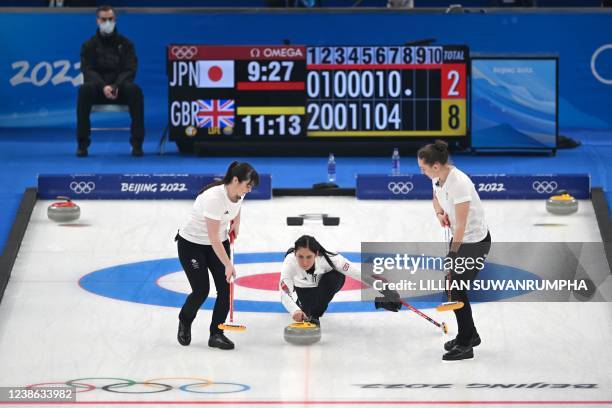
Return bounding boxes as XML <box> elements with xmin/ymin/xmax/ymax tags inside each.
<box><xmin>78</xmin><ymin>252</ymin><xmax>540</xmax><ymax>312</ymax></box>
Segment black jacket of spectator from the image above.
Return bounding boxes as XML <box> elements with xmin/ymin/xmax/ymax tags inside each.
<box><xmin>80</xmin><ymin>29</ymin><xmax>137</xmax><ymax>89</ymax></box>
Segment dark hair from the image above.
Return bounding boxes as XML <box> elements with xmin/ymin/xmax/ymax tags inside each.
<box><xmin>417</xmin><ymin>140</ymin><xmax>450</xmax><ymax>166</ymax></box>
<box><xmin>198</xmin><ymin>161</ymin><xmax>259</xmax><ymax>195</ymax></box>
<box><xmin>96</xmin><ymin>5</ymin><xmax>115</xmax><ymax>17</ymax></box>
<box><xmin>285</xmin><ymin>235</ymin><xmax>337</xmax><ymax>270</ymax></box>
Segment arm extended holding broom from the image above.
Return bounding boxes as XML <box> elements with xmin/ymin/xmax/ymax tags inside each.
<box><xmin>435</xmin><ymin>202</ymin><xmax>470</xmax><ymax>313</ymax></box>
<box><xmin>206</xmin><ymin>217</ymin><xmax>236</xmax><ymax>283</ymax></box>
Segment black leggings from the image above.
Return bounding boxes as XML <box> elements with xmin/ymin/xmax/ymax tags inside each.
<box><xmin>295</xmin><ymin>271</ymin><xmax>346</xmax><ymax>319</ymax></box>
<box><xmin>449</xmin><ymin>231</ymin><xmax>492</xmax><ymax>346</ymax></box>
<box><xmin>177</xmin><ymin>235</ymin><xmax>230</xmax><ymax>335</ymax></box>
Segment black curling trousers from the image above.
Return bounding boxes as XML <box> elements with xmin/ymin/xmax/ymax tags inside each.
<box><xmin>295</xmin><ymin>271</ymin><xmax>346</xmax><ymax>319</ymax></box>
<box><xmin>177</xmin><ymin>235</ymin><xmax>230</xmax><ymax>335</ymax></box>
<box><xmin>449</xmin><ymin>231</ymin><xmax>491</xmax><ymax>346</ymax></box>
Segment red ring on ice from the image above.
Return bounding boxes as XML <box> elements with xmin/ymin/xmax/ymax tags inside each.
<box><xmin>234</xmin><ymin>272</ymin><xmax>366</xmax><ymax>291</ymax></box>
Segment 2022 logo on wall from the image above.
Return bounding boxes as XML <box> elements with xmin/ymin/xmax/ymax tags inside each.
<box><xmin>10</xmin><ymin>60</ymin><xmax>83</xmax><ymax>87</ymax></box>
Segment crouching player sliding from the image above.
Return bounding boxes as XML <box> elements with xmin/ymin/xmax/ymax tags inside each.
<box><xmin>279</xmin><ymin>235</ymin><xmax>401</xmax><ymax>327</ymax></box>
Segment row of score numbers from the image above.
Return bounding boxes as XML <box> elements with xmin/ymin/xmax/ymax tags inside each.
<box><xmin>307</xmin><ymin>70</ymin><xmax>409</xmax><ymax>99</ymax></box>
<box><xmin>307</xmin><ymin>46</ymin><xmax>444</xmax><ymax>65</ymax></box>
<box><xmin>307</xmin><ymin>102</ymin><xmax>402</xmax><ymax>131</ymax></box>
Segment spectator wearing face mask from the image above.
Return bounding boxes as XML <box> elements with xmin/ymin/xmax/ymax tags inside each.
<box><xmin>76</xmin><ymin>5</ymin><xmax>145</xmax><ymax>157</ymax></box>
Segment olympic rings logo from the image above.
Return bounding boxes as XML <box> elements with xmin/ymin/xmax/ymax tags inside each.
<box><xmin>532</xmin><ymin>181</ymin><xmax>558</xmax><ymax>194</ymax></box>
<box><xmin>69</xmin><ymin>181</ymin><xmax>95</xmax><ymax>194</ymax></box>
<box><xmin>591</xmin><ymin>44</ymin><xmax>612</xmax><ymax>85</ymax></box>
<box><xmin>171</xmin><ymin>46</ymin><xmax>198</xmax><ymax>60</ymax></box>
<box><xmin>388</xmin><ymin>181</ymin><xmax>414</xmax><ymax>195</ymax></box>
<box><xmin>26</xmin><ymin>377</ymin><xmax>250</xmax><ymax>394</ymax></box>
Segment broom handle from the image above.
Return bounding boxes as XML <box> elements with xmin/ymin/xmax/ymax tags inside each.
<box><xmin>229</xmin><ymin>282</ymin><xmax>234</xmax><ymax>323</ymax></box>
<box><xmin>444</xmin><ymin>227</ymin><xmax>453</xmax><ymax>302</ymax></box>
<box><xmin>375</xmin><ymin>275</ymin><xmax>443</xmax><ymax>329</ymax></box>
<box><xmin>229</xmin><ymin>228</ymin><xmax>235</xmax><ymax>323</ymax></box>
<box><xmin>399</xmin><ymin>299</ymin><xmax>443</xmax><ymax>329</ymax></box>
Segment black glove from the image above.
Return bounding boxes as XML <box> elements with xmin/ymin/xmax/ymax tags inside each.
<box><xmin>374</xmin><ymin>289</ymin><xmax>402</xmax><ymax>312</ymax></box>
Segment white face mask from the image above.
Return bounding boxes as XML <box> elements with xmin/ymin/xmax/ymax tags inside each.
<box><xmin>99</xmin><ymin>20</ymin><xmax>115</xmax><ymax>35</ymax></box>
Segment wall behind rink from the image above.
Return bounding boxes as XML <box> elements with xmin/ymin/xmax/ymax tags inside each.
<box><xmin>0</xmin><ymin>10</ymin><xmax>611</xmax><ymax>132</ymax></box>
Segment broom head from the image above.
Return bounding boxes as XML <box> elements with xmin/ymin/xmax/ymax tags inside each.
<box><xmin>436</xmin><ymin>301</ymin><xmax>464</xmax><ymax>312</ymax></box>
<box><xmin>218</xmin><ymin>323</ymin><xmax>247</xmax><ymax>332</ymax></box>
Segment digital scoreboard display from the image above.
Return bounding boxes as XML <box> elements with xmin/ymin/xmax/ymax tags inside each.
<box><xmin>168</xmin><ymin>45</ymin><xmax>468</xmax><ymax>143</ymax></box>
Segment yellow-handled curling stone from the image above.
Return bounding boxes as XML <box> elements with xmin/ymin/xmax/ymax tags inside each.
<box><xmin>546</xmin><ymin>190</ymin><xmax>578</xmax><ymax>215</ymax></box>
<box><xmin>284</xmin><ymin>321</ymin><xmax>321</xmax><ymax>345</ymax></box>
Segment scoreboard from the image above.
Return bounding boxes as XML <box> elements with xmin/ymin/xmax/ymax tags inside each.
<box><xmin>167</xmin><ymin>44</ymin><xmax>468</xmax><ymax>144</ymax></box>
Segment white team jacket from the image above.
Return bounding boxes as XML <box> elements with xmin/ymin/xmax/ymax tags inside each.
<box><xmin>279</xmin><ymin>252</ymin><xmax>363</xmax><ymax>316</ymax></box>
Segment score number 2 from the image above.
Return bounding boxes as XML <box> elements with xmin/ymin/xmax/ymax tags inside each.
<box><xmin>447</xmin><ymin>70</ymin><xmax>461</xmax><ymax>97</ymax></box>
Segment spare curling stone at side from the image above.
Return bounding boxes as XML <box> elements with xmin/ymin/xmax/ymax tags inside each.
<box><xmin>287</xmin><ymin>216</ymin><xmax>304</xmax><ymax>226</ymax></box>
<box><xmin>284</xmin><ymin>321</ymin><xmax>321</xmax><ymax>345</ymax></box>
<box><xmin>322</xmin><ymin>216</ymin><xmax>340</xmax><ymax>226</ymax></box>
<box><xmin>546</xmin><ymin>190</ymin><xmax>578</xmax><ymax>215</ymax></box>
<box><xmin>47</xmin><ymin>196</ymin><xmax>80</xmax><ymax>222</ymax></box>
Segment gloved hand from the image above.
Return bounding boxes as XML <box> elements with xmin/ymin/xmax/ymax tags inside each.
<box><xmin>374</xmin><ymin>289</ymin><xmax>402</xmax><ymax>312</ymax></box>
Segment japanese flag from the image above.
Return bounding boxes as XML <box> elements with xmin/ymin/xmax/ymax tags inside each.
<box><xmin>197</xmin><ymin>60</ymin><xmax>234</xmax><ymax>88</ymax></box>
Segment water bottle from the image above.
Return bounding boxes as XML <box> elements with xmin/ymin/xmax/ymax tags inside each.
<box><xmin>391</xmin><ymin>148</ymin><xmax>401</xmax><ymax>176</ymax></box>
<box><xmin>327</xmin><ymin>153</ymin><xmax>336</xmax><ymax>183</ymax></box>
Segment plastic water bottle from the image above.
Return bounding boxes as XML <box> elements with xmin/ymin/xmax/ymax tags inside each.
<box><xmin>327</xmin><ymin>153</ymin><xmax>336</xmax><ymax>183</ymax></box>
<box><xmin>391</xmin><ymin>148</ymin><xmax>401</xmax><ymax>176</ymax></box>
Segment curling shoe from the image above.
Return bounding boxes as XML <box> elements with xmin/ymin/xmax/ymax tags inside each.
<box><xmin>177</xmin><ymin>321</ymin><xmax>191</xmax><ymax>346</ymax></box>
<box><xmin>444</xmin><ymin>332</ymin><xmax>481</xmax><ymax>351</ymax></box>
<box><xmin>208</xmin><ymin>333</ymin><xmax>234</xmax><ymax>350</ymax></box>
<box><xmin>443</xmin><ymin>344</ymin><xmax>474</xmax><ymax>361</ymax></box>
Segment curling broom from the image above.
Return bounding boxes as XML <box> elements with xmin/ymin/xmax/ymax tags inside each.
<box><xmin>218</xmin><ymin>230</ymin><xmax>247</xmax><ymax>332</ymax></box>
<box><xmin>436</xmin><ymin>227</ymin><xmax>464</xmax><ymax>312</ymax></box>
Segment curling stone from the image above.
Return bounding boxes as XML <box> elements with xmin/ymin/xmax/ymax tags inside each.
<box><xmin>572</xmin><ymin>278</ymin><xmax>597</xmax><ymax>301</ymax></box>
<box><xmin>47</xmin><ymin>196</ymin><xmax>80</xmax><ymax>222</ymax></box>
<box><xmin>286</xmin><ymin>213</ymin><xmax>340</xmax><ymax>226</ymax></box>
<box><xmin>284</xmin><ymin>321</ymin><xmax>321</xmax><ymax>345</ymax></box>
<box><xmin>546</xmin><ymin>190</ymin><xmax>578</xmax><ymax>215</ymax></box>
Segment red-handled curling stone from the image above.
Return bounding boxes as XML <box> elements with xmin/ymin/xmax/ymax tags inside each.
<box><xmin>47</xmin><ymin>196</ymin><xmax>80</xmax><ymax>222</ymax></box>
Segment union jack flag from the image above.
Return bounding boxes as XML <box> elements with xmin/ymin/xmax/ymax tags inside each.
<box><xmin>195</xmin><ymin>99</ymin><xmax>235</xmax><ymax>128</ymax></box>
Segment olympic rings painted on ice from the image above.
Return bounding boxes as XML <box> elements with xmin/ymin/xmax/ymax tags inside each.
<box><xmin>144</xmin><ymin>377</ymin><xmax>213</xmax><ymax>388</ymax></box>
<box><xmin>103</xmin><ymin>382</ymin><xmax>172</xmax><ymax>394</ymax></box>
<box><xmin>27</xmin><ymin>381</ymin><xmax>95</xmax><ymax>393</ymax></box>
<box><xmin>181</xmin><ymin>382</ymin><xmax>251</xmax><ymax>394</ymax></box>
<box><xmin>27</xmin><ymin>377</ymin><xmax>250</xmax><ymax>394</ymax></box>
<box><xmin>532</xmin><ymin>181</ymin><xmax>558</xmax><ymax>194</ymax></box>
